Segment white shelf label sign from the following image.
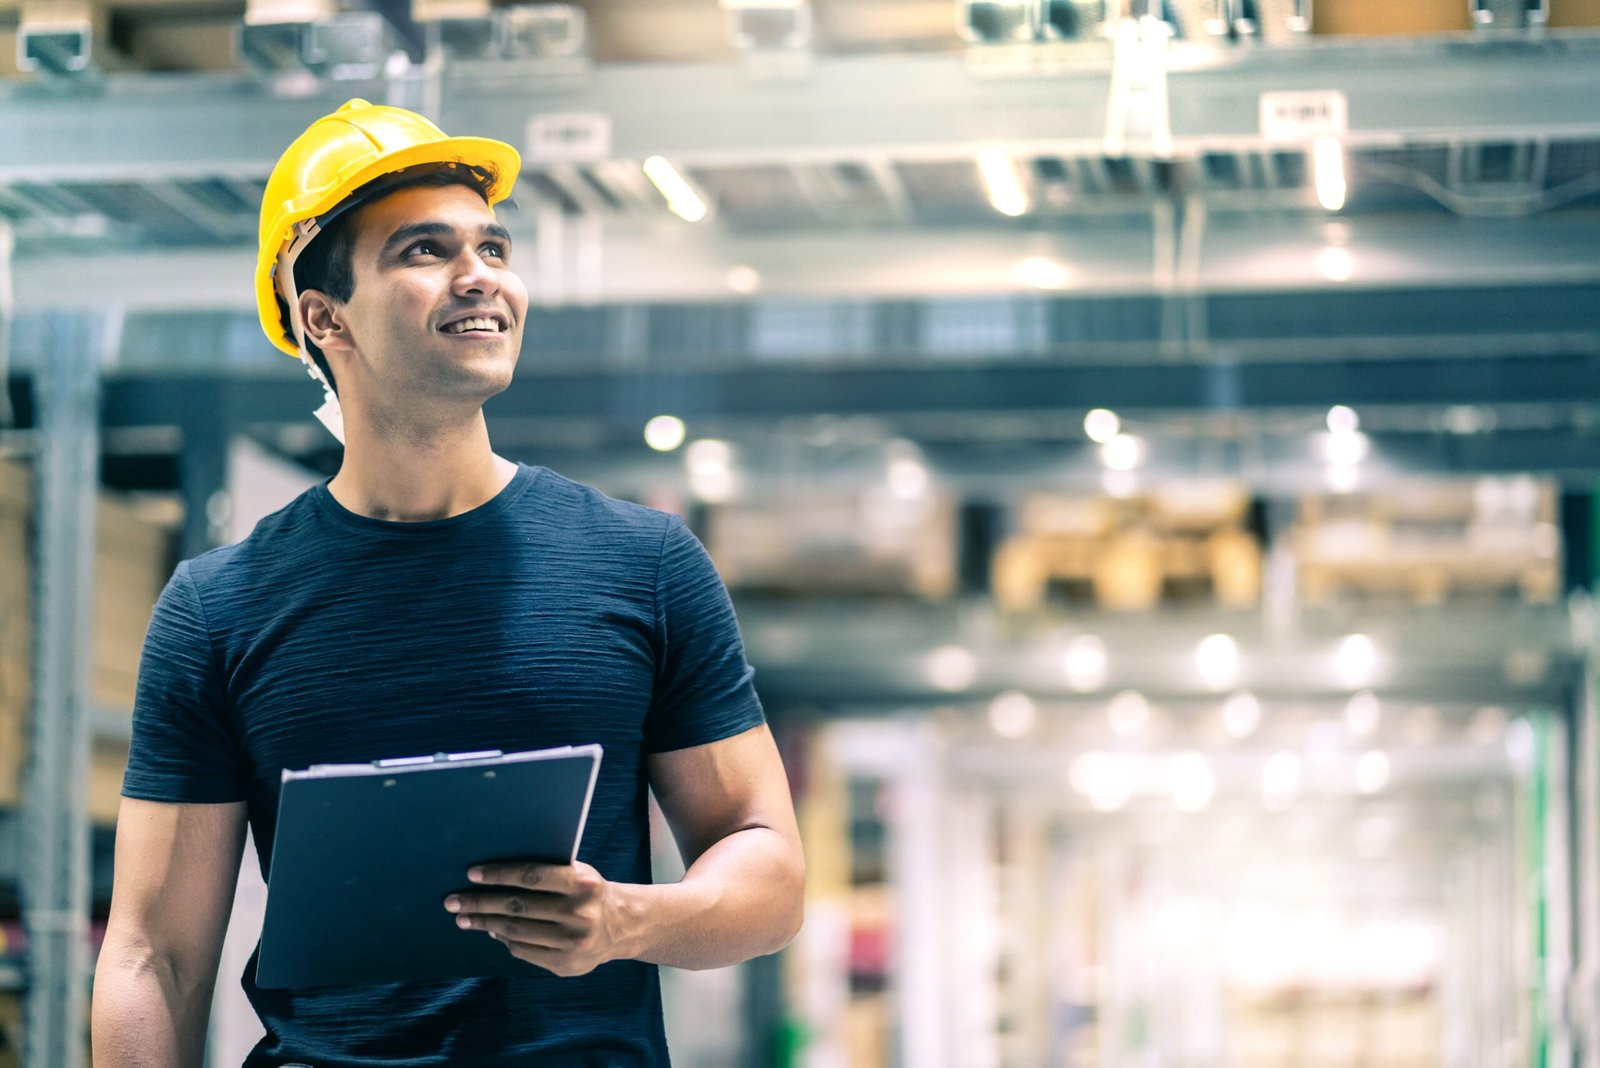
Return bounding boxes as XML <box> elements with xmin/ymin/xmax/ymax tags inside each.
<box><xmin>526</xmin><ymin>113</ymin><xmax>612</xmax><ymax>163</ymax></box>
<box><xmin>1258</xmin><ymin>90</ymin><xmax>1349</xmax><ymax>141</ymax></box>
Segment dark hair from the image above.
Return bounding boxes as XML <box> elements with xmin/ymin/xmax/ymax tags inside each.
<box><xmin>277</xmin><ymin>162</ymin><xmax>501</xmax><ymax>395</ymax></box>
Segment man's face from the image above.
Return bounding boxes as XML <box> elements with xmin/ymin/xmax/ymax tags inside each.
<box><xmin>331</xmin><ymin>182</ymin><xmax>528</xmax><ymax>411</ymax></box>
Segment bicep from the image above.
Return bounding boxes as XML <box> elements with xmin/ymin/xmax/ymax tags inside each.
<box><xmin>647</xmin><ymin>724</ymin><xmax>800</xmax><ymax>868</ymax></box>
<box><xmin>104</xmin><ymin>798</ymin><xmax>247</xmax><ymax>971</ymax></box>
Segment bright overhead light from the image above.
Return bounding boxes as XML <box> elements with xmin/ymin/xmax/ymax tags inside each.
<box><xmin>1336</xmin><ymin>633</ymin><xmax>1378</xmax><ymax>687</ymax></box>
<box><xmin>1312</xmin><ymin>135</ymin><xmax>1347</xmax><ymax>212</ymax></box>
<box><xmin>686</xmin><ymin>438</ymin><xmax>736</xmax><ymax>502</ymax></box>
<box><xmin>643</xmin><ymin>415</ymin><xmax>686</xmax><ymax>452</ymax></box>
<box><xmin>1068</xmin><ymin>750</ymin><xmax>1106</xmax><ymax>795</ymax></box>
<box><xmin>1017</xmin><ymin>255</ymin><xmax>1073</xmax><ymax>290</ymax></box>
<box><xmin>1355</xmin><ymin>750</ymin><xmax>1391</xmax><ymax>794</ymax></box>
<box><xmin>1172</xmin><ymin>752</ymin><xmax>1215</xmax><ymax>813</ymax></box>
<box><xmin>1083</xmin><ymin>408</ymin><xmax>1120</xmax><ymax>443</ymax></box>
<box><xmin>1100</xmin><ymin>433</ymin><xmax>1145</xmax><ymax>471</ymax></box>
<box><xmin>1222</xmin><ymin>691</ymin><xmax>1262</xmax><ymax>739</ymax></box>
<box><xmin>686</xmin><ymin>438</ymin><xmax>732</xmax><ymax>476</ymax></box>
<box><xmin>1325</xmin><ymin>465</ymin><xmax>1359</xmax><ymax>494</ymax></box>
<box><xmin>1344</xmin><ymin>691</ymin><xmax>1381</xmax><ymax>738</ymax></box>
<box><xmin>1195</xmin><ymin>633</ymin><xmax>1241</xmax><ymax>690</ymax></box>
<box><xmin>1326</xmin><ymin>405</ymin><xmax>1359</xmax><ymax>434</ymax></box>
<box><xmin>1262</xmin><ymin>751</ymin><xmax>1301</xmax><ymax>809</ymax></box>
<box><xmin>976</xmin><ymin>148</ymin><xmax>1030</xmax><ymax>217</ymax></box>
<box><xmin>1108</xmin><ymin>690</ymin><xmax>1151</xmax><ymax>739</ymax></box>
<box><xmin>1444</xmin><ymin>405</ymin><xmax>1494</xmax><ymax>435</ymax></box>
<box><xmin>887</xmin><ymin>456</ymin><xmax>930</xmax><ymax>501</ymax></box>
<box><xmin>1063</xmin><ymin>634</ymin><xmax>1108</xmax><ymax>691</ymax></box>
<box><xmin>988</xmin><ymin>690</ymin><xmax>1038</xmax><ymax>739</ymax></box>
<box><xmin>926</xmin><ymin>644</ymin><xmax>978</xmax><ymax>692</ymax></box>
<box><xmin>643</xmin><ymin>155</ymin><xmax>709</xmax><ymax>222</ymax></box>
<box><xmin>1505</xmin><ymin>717</ymin><xmax>1536</xmax><ymax>774</ymax></box>
<box><xmin>1315</xmin><ymin>246</ymin><xmax>1354</xmax><ymax>282</ymax></box>
<box><xmin>726</xmin><ymin>265</ymin><xmax>761</xmax><ymax>294</ymax></box>
<box><xmin>1319</xmin><ymin>429</ymin><xmax>1369</xmax><ymax>467</ymax></box>
<box><xmin>1070</xmin><ymin>751</ymin><xmax>1133</xmax><ymax>812</ymax></box>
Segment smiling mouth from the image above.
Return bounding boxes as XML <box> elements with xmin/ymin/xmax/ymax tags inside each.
<box><xmin>440</xmin><ymin>315</ymin><xmax>507</xmax><ymax>335</ymax></box>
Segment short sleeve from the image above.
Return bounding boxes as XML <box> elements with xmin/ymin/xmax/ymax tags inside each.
<box><xmin>644</xmin><ymin>515</ymin><xmax>766</xmax><ymax>753</ymax></box>
<box><xmin>121</xmin><ymin>561</ymin><xmax>248</xmax><ymax>803</ymax></box>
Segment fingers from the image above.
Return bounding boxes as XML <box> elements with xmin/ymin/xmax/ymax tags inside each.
<box><xmin>444</xmin><ymin>861</ymin><xmax>611</xmax><ymax>978</ymax></box>
<box><xmin>456</xmin><ymin>913</ymin><xmax>573</xmax><ymax>946</ymax></box>
<box><xmin>469</xmin><ymin>861</ymin><xmax>585</xmax><ymax>892</ymax></box>
<box><xmin>451</xmin><ymin>908</ymin><xmax>603</xmax><ymax>979</ymax></box>
<box><xmin>445</xmin><ymin>862</ymin><xmax>600</xmax><ymax>920</ymax></box>
<box><xmin>446</xmin><ymin>891</ymin><xmax>583</xmax><ymax>929</ymax></box>
<box><xmin>447</xmin><ymin>890</ymin><xmax>559</xmax><ymax>918</ymax></box>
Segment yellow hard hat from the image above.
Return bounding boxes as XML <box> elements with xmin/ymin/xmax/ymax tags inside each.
<box><xmin>255</xmin><ymin>98</ymin><xmax>521</xmax><ymax>358</ymax></box>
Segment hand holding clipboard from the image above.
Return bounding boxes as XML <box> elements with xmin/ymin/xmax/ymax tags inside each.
<box><xmin>257</xmin><ymin>744</ymin><xmax>602</xmax><ymax>989</ymax></box>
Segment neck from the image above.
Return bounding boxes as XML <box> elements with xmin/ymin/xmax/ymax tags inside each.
<box><xmin>328</xmin><ymin>410</ymin><xmax>518</xmax><ymax>522</ymax></box>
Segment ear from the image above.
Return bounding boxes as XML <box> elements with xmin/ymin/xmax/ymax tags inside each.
<box><xmin>300</xmin><ymin>290</ymin><xmax>353</xmax><ymax>356</ymax></box>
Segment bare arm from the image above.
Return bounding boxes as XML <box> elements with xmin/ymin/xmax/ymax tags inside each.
<box><xmin>630</xmin><ymin>723</ymin><xmax>805</xmax><ymax>969</ymax></box>
<box><xmin>452</xmin><ymin>723</ymin><xmax>804</xmax><ymax>974</ymax></box>
<box><xmin>91</xmin><ymin>797</ymin><xmax>247</xmax><ymax>1067</ymax></box>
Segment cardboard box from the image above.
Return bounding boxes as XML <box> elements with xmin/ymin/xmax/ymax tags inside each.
<box><xmin>1549</xmin><ymin>0</ymin><xmax>1600</xmax><ymax>26</ymax></box>
<box><xmin>0</xmin><ymin>990</ymin><xmax>20</xmax><ymax>1068</ymax></box>
<box><xmin>0</xmin><ymin>460</ymin><xmax>171</xmax><ymax>820</ymax></box>
<box><xmin>89</xmin><ymin>741</ymin><xmax>128</xmax><ymax>825</ymax></box>
<box><xmin>0</xmin><ymin>463</ymin><xmax>31</xmax><ymax>811</ymax></box>
<box><xmin>1314</xmin><ymin>0</ymin><xmax>1471</xmax><ymax>35</ymax></box>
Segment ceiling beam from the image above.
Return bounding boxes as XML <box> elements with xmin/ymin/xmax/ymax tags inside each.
<box><xmin>4</xmin><ymin>37</ymin><xmax>1600</xmax><ymax>181</ymax></box>
<box><xmin>12</xmin><ymin>213</ymin><xmax>1600</xmax><ymax>310</ymax></box>
<box><xmin>97</xmin><ymin>350</ymin><xmax>1600</xmax><ymax>433</ymax></box>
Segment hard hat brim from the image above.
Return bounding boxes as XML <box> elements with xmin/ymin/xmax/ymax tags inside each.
<box><xmin>255</xmin><ymin>134</ymin><xmax>522</xmax><ymax>358</ymax></box>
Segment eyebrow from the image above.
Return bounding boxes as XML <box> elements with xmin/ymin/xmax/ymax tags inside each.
<box><xmin>380</xmin><ymin>220</ymin><xmax>514</xmax><ymax>257</ymax></box>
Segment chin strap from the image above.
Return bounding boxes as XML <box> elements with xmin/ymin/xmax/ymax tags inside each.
<box><xmin>302</xmin><ymin>354</ymin><xmax>347</xmax><ymax>445</ymax></box>
<box><xmin>276</xmin><ymin>215</ymin><xmax>348</xmax><ymax>446</ymax></box>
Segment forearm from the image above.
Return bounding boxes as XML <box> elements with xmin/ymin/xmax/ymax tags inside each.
<box><xmin>91</xmin><ymin>949</ymin><xmax>214</xmax><ymax>1068</ymax></box>
<box><xmin>618</xmin><ymin>826</ymin><xmax>804</xmax><ymax>971</ymax></box>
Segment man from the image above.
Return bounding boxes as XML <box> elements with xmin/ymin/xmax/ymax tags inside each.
<box><xmin>90</xmin><ymin>99</ymin><xmax>805</xmax><ymax>1066</ymax></box>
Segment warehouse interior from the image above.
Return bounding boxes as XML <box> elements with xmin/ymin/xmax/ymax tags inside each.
<box><xmin>3</xmin><ymin>0</ymin><xmax>1600</xmax><ymax>1064</ymax></box>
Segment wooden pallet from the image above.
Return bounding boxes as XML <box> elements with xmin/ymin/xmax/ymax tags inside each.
<box><xmin>994</xmin><ymin>526</ymin><xmax>1261</xmax><ymax>612</ymax></box>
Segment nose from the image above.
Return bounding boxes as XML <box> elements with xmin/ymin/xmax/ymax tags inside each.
<box><xmin>451</xmin><ymin>248</ymin><xmax>502</xmax><ymax>299</ymax></box>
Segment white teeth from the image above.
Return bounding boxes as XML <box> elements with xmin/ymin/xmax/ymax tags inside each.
<box><xmin>445</xmin><ymin>317</ymin><xmax>501</xmax><ymax>334</ymax></box>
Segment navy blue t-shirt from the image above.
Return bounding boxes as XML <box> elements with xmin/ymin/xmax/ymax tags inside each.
<box><xmin>121</xmin><ymin>464</ymin><xmax>766</xmax><ymax>1067</ymax></box>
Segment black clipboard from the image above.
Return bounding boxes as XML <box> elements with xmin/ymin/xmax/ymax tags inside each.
<box><xmin>256</xmin><ymin>744</ymin><xmax>602</xmax><ymax>989</ymax></box>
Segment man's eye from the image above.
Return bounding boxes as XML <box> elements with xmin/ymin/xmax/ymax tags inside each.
<box><xmin>405</xmin><ymin>241</ymin><xmax>438</xmax><ymax>258</ymax></box>
<box><xmin>481</xmin><ymin>243</ymin><xmax>507</xmax><ymax>260</ymax></box>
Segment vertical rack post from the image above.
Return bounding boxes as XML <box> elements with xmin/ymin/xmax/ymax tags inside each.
<box><xmin>21</xmin><ymin>312</ymin><xmax>111</xmax><ymax>1068</ymax></box>
<box><xmin>1575</xmin><ymin>589</ymin><xmax>1600</xmax><ymax>1066</ymax></box>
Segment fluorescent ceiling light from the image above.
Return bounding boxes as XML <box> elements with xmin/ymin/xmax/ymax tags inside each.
<box><xmin>1083</xmin><ymin>408</ymin><xmax>1120</xmax><ymax>444</ymax></box>
<box><xmin>1313</xmin><ymin>135</ymin><xmax>1347</xmax><ymax>212</ymax></box>
<box><xmin>1326</xmin><ymin>405</ymin><xmax>1359</xmax><ymax>434</ymax></box>
<box><xmin>643</xmin><ymin>156</ymin><xmax>708</xmax><ymax>222</ymax></box>
<box><xmin>1100</xmin><ymin>433</ymin><xmax>1145</xmax><ymax>471</ymax></box>
<box><xmin>643</xmin><ymin>415</ymin><xmax>686</xmax><ymax>452</ymax></box>
<box><xmin>1222</xmin><ymin>691</ymin><xmax>1261</xmax><ymax>739</ymax></box>
<box><xmin>976</xmin><ymin>149</ymin><xmax>1030</xmax><ymax>217</ymax></box>
<box><xmin>987</xmin><ymin>690</ymin><xmax>1038</xmax><ymax>739</ymax></box>
<box><xmin>1195</xmin><ymin>633</ymin><xmax>1241</xmax><ymax>690</ymax></box>
<box><xmin>926</xmin><ymin>644</ymin><xmax>978</xmax><ymax>692</ymax></box>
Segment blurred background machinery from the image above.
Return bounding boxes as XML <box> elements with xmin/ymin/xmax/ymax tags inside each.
<box><xmin>4</xmin><ymin>1</ymin><xmax>1600</xmax><ymax>1066</ymax></box>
